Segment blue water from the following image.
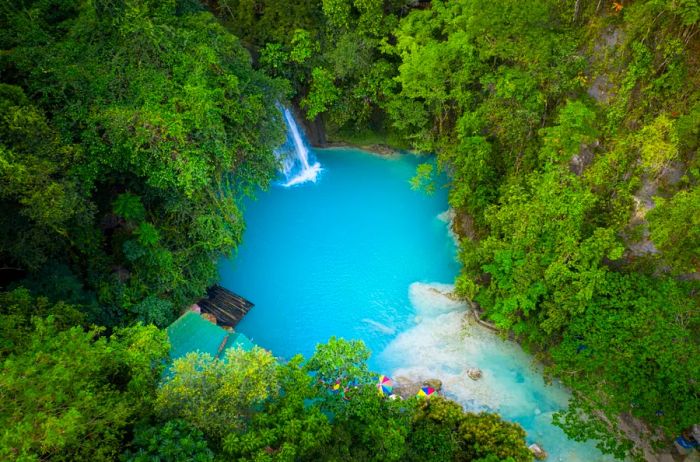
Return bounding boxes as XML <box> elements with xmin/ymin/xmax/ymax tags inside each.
<box><xmin>221</xmin><ymin>148</ymin><xmax>458</xmax><ymax>363</ymax></box>
<box><xmin>219</xmin><ymin>147</ymin><xmax>613</xmax><ymax>461</ymax></box>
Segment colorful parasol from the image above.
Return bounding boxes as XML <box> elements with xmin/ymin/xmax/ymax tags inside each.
<box><xmin>417</xmin><ymin>386</ymin><xmax>436</xmax><ymax>398</ymax></box>
<box><xmin>331</xmin><ymin>380</ymin><xmax>342</xmax><ymax>393</ymax></box>
<box><xmin>377</xmin><ymin>375</ymin><xmax>394</xmax><ymax>395</ymax></box>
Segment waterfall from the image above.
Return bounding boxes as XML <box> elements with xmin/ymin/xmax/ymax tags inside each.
<box><xmin>275</xmin><ymin>106</ymin><xmax>321</xmax><ymax>187</ymax></box>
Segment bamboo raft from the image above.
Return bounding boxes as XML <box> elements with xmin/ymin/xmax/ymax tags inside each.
<box><xmin>197</xmin><ymin>285</ymin><xmax>254</xmax><ymax>328</ymax></box>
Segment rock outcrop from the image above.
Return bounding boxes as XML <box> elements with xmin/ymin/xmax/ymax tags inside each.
<box><xmin>427</xmin><ymin>286</ymin><xmax>460</xmax><ymax>301</ymax></box>
<box><xmin>528</xmin><ymin>443</ymin><xmax>548</xmax><ymax>460</ymax></box>
<box><xmin>467</xmin><ymin>368</ymin><xmax>483</xmax><ymax>380</ymax></box>
<box><xmin>422</xmin><ymin>379</ymin><xmax>442</xmax><ymax>391</ymax></box>
<box><xmin>393</xmin><ymin>376</ymin><xmax>443</xmax><ymax>398</ymax></box>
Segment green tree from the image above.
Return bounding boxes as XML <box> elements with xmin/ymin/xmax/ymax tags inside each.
<box><xmin>0</xmin><ymin>320</ymin><xmax>168</xmax><ymax>461</ymax></box>
<box><xmin>467</xmin><ymin>167</ymin><xmax>624</xmax><ymax>342</ymax></box>
<box><xmin>408</xmin><ymin>398</ymin><xmax>532</xmax><ymax>462</ymax></box>
<box><xmin>0</xmin><ymin>288</ymin><xmax>85</xmax><ymax>358</ymax></box>
<box><xmin>539</xmin><ymin>100</ymin><xmax>598</xmax><ymax>164</ymax></box>
<box><xmin>305</xmin><ymin>338</ymin><xmax>410</xmax><ymax>462</ymax></box>
<box><xmin>113</xmin><ymin>193</ymin><xmax>146</xmax><ymax>223</ymax></box>
<box><xmin>0</xmin><ymin>84</ymin><xmax>91</xmax><ymax>271</ymax></box>
<box><xmin>223</xmin><ymin>356</ymin><xmax>332</xmax><ymax>461</ymax></box>
<box><xmin>1</xmin><ymin>1</ymin><xmax>285</xmax><ymax>326</ymax></box>
<box><xmin>647</xmin><ymin>186</ymin><xmax>700</xmax><ymax>273</ymax></box>
<box><xmin>410</xmin><ymin>163</ymin><xmax>436</xmax><ymax>194</ymax></box>
<box><xmin>305</xmin><ymin>336</ymin><xmax>373</xmax><ymax>389</ymax></box>
<box><xmin>302</xmin><ymin>67</ymin><xmax>341</xmax><ymax>120</ymax></box>
<box><xmin>550</xmin><ymin>274</ymin><xmax>699</xmax><ymax>457</ymax></box>
<box><xmin>124</xmin><ymin>419</ymin><xmax>214</xmax><ymax>462</ymax></box>
<box><xmin>635</xmin><ymin>115</ymin><xmax>679</xmax><ymax>178</ymax></box>
<box><xmin>156</xmin><ymin>347</ymin><xmax>279</xmax><ymax>440</ymax></box>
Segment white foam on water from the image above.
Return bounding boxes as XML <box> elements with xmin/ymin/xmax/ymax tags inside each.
<box><xmin>276</xmin><ymin>106</ymin><xmax>322</xmax><ymax>187</ymax></box>
<box><xmin>282</xmin><ymin>162</ymin><xmax>322</xmax><ymax>187</ymax></box>
<box><xmin>361</xmin><ymin>318</ymin><xmax>396</xmax><ymax>335</ymax></box>
<box><xmin>379</xmin><ymin>282</ymin><xmax>617</xmax><ymax>461</ymax></box>
<box><xmin>410</xmin><ymin>282</ymin><xmax>465</xmax><ymax>318</ymax></box>
<box><xmin>437</xmin><ymin>209</ymin><xmax>460</xmax><ymax>246</ymax></box>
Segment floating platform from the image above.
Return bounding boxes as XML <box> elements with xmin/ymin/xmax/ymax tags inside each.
<box><xmin>196</xmin><ymin>285</ymin><xmax>254</xmax><ymax>328</ymax></box>
<box><xmin>167</xmin><ymin>311</ymin><xmax>254</xmax><ymax>361</ymax></box>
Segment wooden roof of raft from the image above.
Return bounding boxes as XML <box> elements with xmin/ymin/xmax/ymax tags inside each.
<box><xmin>196</xmin><ymin>285</ymin><xmax>254</xmax><ymax>328</ymax></box>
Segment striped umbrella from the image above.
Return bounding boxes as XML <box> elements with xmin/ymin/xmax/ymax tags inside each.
<box><xmin>417</xmin><ymin>386</ymin><xmax>436</xmax><ymax>398</ymax></box>
<box><xmin>377</xmin><ymin>375</ymin><xmax>394</xmax><ymax>395</ymax></box>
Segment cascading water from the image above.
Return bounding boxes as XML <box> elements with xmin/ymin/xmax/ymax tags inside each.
<box><xmin>275</xmin><ymin>106</ymin><xmax>322</xmax><ymax>187</ymax></box>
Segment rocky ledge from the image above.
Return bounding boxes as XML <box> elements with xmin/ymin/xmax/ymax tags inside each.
<box><xmin>393</xmin><ymin>377</ymin><xmax>443</xmax><ymax>399</ymax></box>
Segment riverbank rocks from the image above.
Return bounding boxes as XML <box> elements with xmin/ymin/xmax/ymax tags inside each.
<box><xmin>393</xmin><ymin>377</ymin><xmax>443</xmax><ymax>398</ymax></box>
<box><xmin>467</xmin><ymin>368</ymin><xmax>483</xmax><ymax>380</ymax></box>
<box><xmin>427</xmin><ymin>286</ymin><xmax>460</xmax><ymax>301</ymax></box>
<box><xmin>528</xmin><ymin>443</ymin><xmax>548</xmax><ymax>460</ymax></box>
<box><xmin>393</xmin><ymin>377</ymin><xmax>421</xmax><ymax>398</ymax></box>
<box><xmin>422</xmin><ymin>379</ymin><xmax>442</xmax><ymax>391</ymax></box>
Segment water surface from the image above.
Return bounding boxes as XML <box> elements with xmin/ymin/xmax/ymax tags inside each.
<box><xmin>219</xmin><ymin>147</ymin><xmax>611</xmax><ymax>461</ymax></box>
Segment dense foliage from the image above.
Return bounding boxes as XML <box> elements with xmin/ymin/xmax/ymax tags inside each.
<box><xmin>1</xmin><ymin>0</ymin><xmax>284</xmax><ymax>327</ymax></box>
<box><xmin>0</xmin><ymin>309</ymin><xmax>169</xmax><ymax>460</ymax></box>
<box><xmin>2</xmin><ymin>0</ymin><xmax>699</xmax><ymax>460</ymax></box>
<box><xmin>155</xmin><ymin>338</ymin><xmax>532</xmax><ymax>462</ymax></box>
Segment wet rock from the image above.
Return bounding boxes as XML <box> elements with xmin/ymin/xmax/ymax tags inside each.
<box><xmin>467</xmin><ymin>368</ymin><xmax>483</xmax><ymax>381</ymax></box>
<box><xmin>392</xmin><ymin>376</ymin><xmax>421</xmax><ymax>398</ymax></box>
<box><xmin>454</xmin><ymin>210</ymin><xmax>479</xmax><ymax>242</ymax></box>
<box><xmin>422</xmin><ymin>379</ymin><xmax>442</xmax><ymax>391</ymax></box>
<box><xmin>427</xmin><ymin>286</ymin><xmax>459</xmax><ymax>301</ymax></box>
<box><xmin>393</xmin><ymin>382</ymin><xmax>421</xmax><ymax>399</ymax></box>
<box><xmin>394</xmin><ymin>376</ymin><xmax>443</xmax><ymax>398</ymax></box>
<box><xmin>291</xmin><ymin>104</ymin><xmax>326</xmax><ymax>147</ymax></box>
<box><xmin>587</xmin><ymin>74</ymin><xmax>614</xmax><ymax>104</ymax></box>
<box><xmin>569</xmin><ymin>141</ymin><xmax>598</xmax><ymax>176</ymax></box>
<box><xmin>363</xmin><ymin>144</ymin><xmax>398</xmax><ymax>156</ymax></box>
<box><xmin>528</xmin><ymin>443</ymin><xmax>548</xmax><ymax>460</ymax></box>
<box><xmin>692</xmin><ymin>424</ymin><xmax>700</xmax><ymax>444</ymax></box>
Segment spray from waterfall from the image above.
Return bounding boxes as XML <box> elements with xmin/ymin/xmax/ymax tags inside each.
<box><xmin>275</xmin><ymin>106</ymin><xmax>321</xmax><ymax>187</ymax></box>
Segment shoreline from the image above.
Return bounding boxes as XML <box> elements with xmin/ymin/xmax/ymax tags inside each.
<box><xmin>315</xmin><ymin>140</ymin><xmax>405</xmax><ymax>159</ymax></box>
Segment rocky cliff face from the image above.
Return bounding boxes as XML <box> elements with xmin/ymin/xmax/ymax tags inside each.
<box><xmin>290</xmin><ymin>103</ymin><xmax>326</xmax><ymax>147</ymax></box>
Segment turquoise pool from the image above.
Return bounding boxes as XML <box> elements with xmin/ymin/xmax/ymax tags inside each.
<box><xmin>219</xmin><ymin>147</ymin><xmax>613</xmax><ymax>461</ymax></box>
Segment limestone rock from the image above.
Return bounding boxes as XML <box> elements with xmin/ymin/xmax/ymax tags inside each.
<box><xmin>427</xmin><ymin>286</ymin><xmax>459</xmax><ymax>301</ymax></box>
<box><xmin>692</xmin><ymin>424</ymin><xmax>700</xmax><ymax>445</ymax></box>
<box><xmin>422</xmin><ymin>379</ymin><xmax>442</xmax><ymax>391</ymax></box>
<box><xmin>394</xmin><ymin>376</ymin><xmax>443</xmax><ymax>398</ymax></box>
<box><xmin>467</xmin><ymin>368</ymin><xmax>483</xmax><ymax>380</ymax></box>
<box><xmin>528</xmin><ymin>443</ymin><xmax>547</xmax><ymax>460</ymax></box>
<box><xmin>393</xmin><ymin>376</ymin><xmax>421</xmax><ymax>399</ymax></box>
